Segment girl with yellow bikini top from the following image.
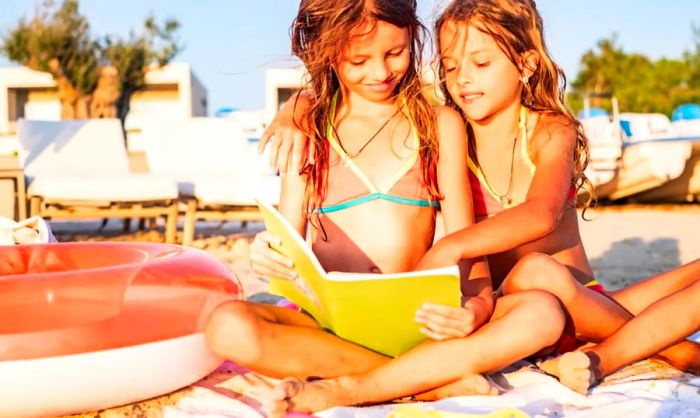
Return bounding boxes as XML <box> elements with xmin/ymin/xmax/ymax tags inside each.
<box><xmin>467</xmin><ymin>106</ymin><xmax>576</xmax><ymax>218</ymax></box>
<box><xmin>421</xmin><ymin>0</ymin><xmax>699</xmax><ymax>377</ymax></box>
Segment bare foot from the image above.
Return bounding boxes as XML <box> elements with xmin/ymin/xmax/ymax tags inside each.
<box><xmin>217</xmin><ymin>372</ymin><xmax>281</xmax><ymax>398</ymax></box>
<box><xmin>538</xmin><ymin>351</ymin><xmax>598</xmax><ymax>394</ymax></box>
<box><xmin>413</xmin><ymin>374</ymin><xmax>498</xmax><ymax>401</ymax></box>
<box><xmin>262</xmin><ymin>377</ymin><xmax>349</xmax><ymax>418</ymax></box>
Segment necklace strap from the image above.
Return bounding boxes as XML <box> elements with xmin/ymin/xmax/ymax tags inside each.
<box><xmin>329</xmin><ymin>91</ymin><xmax>401</xmax><ymax>159</ymax></box>
<box><xmin>470</xmin><ymin>106</ymin><xmax>528</xmax><ymax>206</ymax></box>
<box><xmin>326</xmin><ymin>91</ymin><xmax>420</xmax><ymax>194</ymax></box>
<box><xmin>520</xmin><ymin>107</ymin><xmax>536</xmax><ymax>172</ymax></box>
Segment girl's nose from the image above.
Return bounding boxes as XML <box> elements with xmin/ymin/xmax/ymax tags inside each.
<box><xmin>370</xmin><ymin>59</ymin><xmax>391</xmax><ymax>81</ymax></box>
<box><xmin>457</xmin><ymin>66</ymin><xmax>472</xmax><ymax>85</ymax></box>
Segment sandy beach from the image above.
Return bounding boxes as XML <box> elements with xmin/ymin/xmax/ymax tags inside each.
<box><xmin>50</xmin><ymin>204</ymin><xmax>700</xmax><ymax>295</ymax></box>
<box><xmin>576</xmin><ymin>204</ymin><xmax>700</xmax><ymax>289</ymax></box>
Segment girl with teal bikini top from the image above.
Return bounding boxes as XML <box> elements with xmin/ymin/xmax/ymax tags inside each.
<box><xmin>312</xmin><ymin>93</ymin><xmax>440</xmax><ymax>273</ymax></box>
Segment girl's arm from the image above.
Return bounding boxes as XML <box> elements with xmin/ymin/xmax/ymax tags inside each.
<box><xmin>416</xmin><ymin>107</ymin><xmax>493</xmax><ymax>339</ymax></box>
<box><xmin>277</xmin><ymin>171</ymin><xmax>308</xmax><ymax>236</ymax></box>
<box><xmin>258</xmin><ymin>91</ymin><xmax>314</xmax><ymax>174</ymax></box>
<box><xmin>418</xmin><ymin>117</ymin><xmax>578</xmax><ymax>267</ymax></box>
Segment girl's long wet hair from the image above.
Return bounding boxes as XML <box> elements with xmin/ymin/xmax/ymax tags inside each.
<box><xmin>435</xmin><ymin>0</ymin><xmax>595</xmax><ymax>211</ymax></box>
<box><xmin>291</xmin><ymin>0</ymin><xmax>440</xmax><ymax>220</ymax></box>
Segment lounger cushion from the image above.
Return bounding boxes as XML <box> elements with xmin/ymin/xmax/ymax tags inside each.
<box><xmin>193</xmin><ymin>176</ymin><xmax>280</xmax><ymax>206</ymax></box>
<box><xmin>28</xmin><ymin>175</ymin><xmax>178</xmax><ymax>202</ymax></box>
<box><xmin>141</xmin><ymin>118</ymin><xmax>279</xmax><ymax>205</ymax></box>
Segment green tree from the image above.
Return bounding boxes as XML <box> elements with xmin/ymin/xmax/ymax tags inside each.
<box><xmin>680</xmin><ymin>24</ymin><xmax>700</xmax><ymax>106</ymax></box>
<box><xmin>2</xmin><ymin>0</ymin><xmax>100</xmax><ymax>118</ymax></box>
<box><xmin>1</xmin><ymin>0</ymin><xmax>181</xmax><ymax>129</ymax></box>
<box><xmin>569</xmin><ymin>32</ymin><xmax>699</xmax><ymax>117</ymax></box>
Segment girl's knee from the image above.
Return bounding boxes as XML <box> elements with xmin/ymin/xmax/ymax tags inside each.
<box><xmin>503</xmin><ymin>253</ymin><xmax>576</xmax><ymax>299</ymax></box>
<box><xmin>205</xmin><ymin>300</ymin><xmax>265</xmax><ymax>363</ymax></box>
<box><xmin>518</xmin><ymin>290</ymin><xmax>566</xmax><ymax>345</ymax></box>
<box><xmin>503</xmin><ymin>253</ymin><xmax>555</xmax><ymax>291</ymax></box>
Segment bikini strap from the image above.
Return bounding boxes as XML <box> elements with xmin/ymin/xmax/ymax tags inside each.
<box><xmin>520</xmin><ymin>106</ymin><xmax>536</xmax><ymax>172</ymax></box>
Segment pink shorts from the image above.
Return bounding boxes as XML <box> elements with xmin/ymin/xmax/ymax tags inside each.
<box><xmin>275</xmin><ymin>298</ymin><xmax>301</xmax><ymax>311</ymax></box>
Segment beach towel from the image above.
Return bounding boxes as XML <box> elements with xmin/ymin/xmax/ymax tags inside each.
<box><xmin>163</xmin><ymin>333</ymin><xmax>700</xmax><ymax>418</ymax></box>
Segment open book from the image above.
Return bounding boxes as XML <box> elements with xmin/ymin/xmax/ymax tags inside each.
<box><xmin>256</xmin><ymin>200</ymin><xmax>461</xmax><ymax>357</ymax></box>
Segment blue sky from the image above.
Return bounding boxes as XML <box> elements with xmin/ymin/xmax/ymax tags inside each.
<box><xmin>1</xmin><ymin>1</ymin><xmax>697</xmax><ymax>114</ymax></box>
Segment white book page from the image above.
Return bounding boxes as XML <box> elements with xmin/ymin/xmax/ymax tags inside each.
<box><xmin>325</xmin><ymin>265</ymin><xmax>460</xmax><ymax>282</ymax></box>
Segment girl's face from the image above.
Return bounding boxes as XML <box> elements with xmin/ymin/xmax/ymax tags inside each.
<box><xmin>440</xmin><ymin>20</ymin><xmax>522</xmax><ymax>121</ymax></box>
<box><xmin>335</xmin><ymin>20</ymin><xmax>411</xmax><ymax>103</ymax></box>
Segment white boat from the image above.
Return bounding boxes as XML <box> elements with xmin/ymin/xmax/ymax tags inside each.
<box><xmin>579</xmin><ymin>96</ymin><xmax>699</xmax><ymax>202</ymax></box>
<box><xmin>596</xmin><ymin>112</ymin><xmax>692</xmax><ymax>201</ymax></box>
<box><xmin>628</xmin><ymin>104</ymin><xmax>700</xmax><ymax>202</ymax></box>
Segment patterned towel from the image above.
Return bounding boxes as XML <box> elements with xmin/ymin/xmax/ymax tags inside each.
<box><xmin>66</xmin><ymin>338</ymin><xmax>700</xmax><ymax>418</ymax></box>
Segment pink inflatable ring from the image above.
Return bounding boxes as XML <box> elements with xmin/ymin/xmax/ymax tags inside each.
<box><xmin>0</xmin><ymin>242</ymin><xmax>242</xmax><ymax>417</ymax></box>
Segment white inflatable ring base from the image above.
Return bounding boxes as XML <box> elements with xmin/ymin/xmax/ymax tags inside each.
<box><xmin>0</xmin><ymin>333</ymin><xmax>222</xmax><ymax>417</ymax></box>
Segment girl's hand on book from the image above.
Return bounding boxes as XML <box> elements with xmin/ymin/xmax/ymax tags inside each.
<box><xmin>250</xmin><ymin>231</ymin><xmax>297</xmax><ymax>281</ymax></box>
<box><xmin>415</xmin><ymin>303</ymin><xmax>479</xmax><ymax>340</ymax></box>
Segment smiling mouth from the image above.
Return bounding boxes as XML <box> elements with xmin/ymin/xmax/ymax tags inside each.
<box><xmin>460</xmin><ymin>92</ymin><xmax>483</xmax><ymax>101</ymax></box>
<box><xmin>367</xmin><ymin>76</ymin><xmax>396</xmax><ymax>89</ymax></box>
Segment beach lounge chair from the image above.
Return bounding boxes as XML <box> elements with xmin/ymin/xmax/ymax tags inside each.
<box><xmin>17</xmin><ymin>119</ymin><xmax>180</xmax><ymax>243</ymax></box>
<box><xmin>141</xmin><ymin>117</ymin><xmax>280</xmax><ymax>246</ymax></box>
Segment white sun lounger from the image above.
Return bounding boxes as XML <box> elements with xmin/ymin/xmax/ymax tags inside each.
<box><xmin>18</xmin><ymin>119</ymin><xmax>180</xmax><ymax>243</ymax></box>
<box><xmin>141</xmin><ymin>117</ymin><xmax>280</xmax><ymax>245</ymax></box>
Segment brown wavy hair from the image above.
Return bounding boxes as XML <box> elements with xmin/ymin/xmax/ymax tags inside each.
<box><xmin>290</xmin><ymin>0</ymin><xmax>440</xmax><ymax>220</ymax></box>
<box><xmin>435</xmin><ymin>0</ymin><xmax>595</xmax><ymax>211</ymax></box>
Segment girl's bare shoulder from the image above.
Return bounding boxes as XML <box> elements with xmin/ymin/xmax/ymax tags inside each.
<box><xmin>433</xmin><ymin>105</ymin><xmax>465</xmax><ymax>126</ymax></box>
<box><xmin>432</xmin><ymin>106</ymin><xmax>467</xmax><ymax>147</ymax></box>
<box><xmin>530</xmin><ymin>112</ymin><xmax>577</xmax><ymax>151</ymax></box>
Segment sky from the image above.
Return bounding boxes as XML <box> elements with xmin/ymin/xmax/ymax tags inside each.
<box><xmin>0</xmin><ymin>1</ymin><xmax>697</xmax><ymax>114</ymax></box>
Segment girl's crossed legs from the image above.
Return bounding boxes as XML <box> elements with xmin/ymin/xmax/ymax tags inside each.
<box><xmin>253</xmin><ymin>290</ymin><xmax>565</xmax><ymax>415</ymax></box>
<box><xmin>503</xmin><ymin>255</ymin><xmax>700</xmax><ymax>390</ymax></box>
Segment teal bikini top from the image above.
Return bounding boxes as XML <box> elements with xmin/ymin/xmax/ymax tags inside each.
<box><xmin>319</xmin><ymin>192</ymin><xmax>439</xmax><ymax>214</ymax></box>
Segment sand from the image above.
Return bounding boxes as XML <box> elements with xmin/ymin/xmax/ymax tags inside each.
<box><xmin>577</xmin><ymin>205</ymin><xmax>700</xmax><ymax>289</ymax></box>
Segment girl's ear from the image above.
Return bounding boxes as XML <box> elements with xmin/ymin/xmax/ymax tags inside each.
<box><xmin>519</xmin><ymin>50</ymin><xmax>540</xmax><ymax>82</ymax></box>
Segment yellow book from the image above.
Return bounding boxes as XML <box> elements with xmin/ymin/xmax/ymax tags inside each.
<box><xmin>256</xmin><ymin>200</ymin><xmax>461</xmax><ymax>357</ymax></box>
